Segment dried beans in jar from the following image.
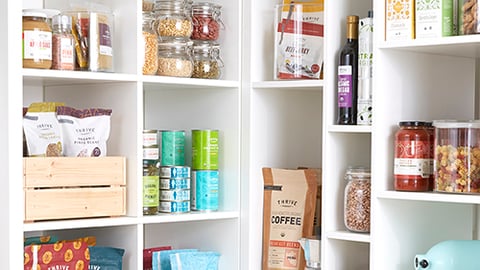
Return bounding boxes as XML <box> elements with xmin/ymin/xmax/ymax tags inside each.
<box><xmin>394</xmin><ymin>121</ymin><xmax>433</xmax><ymax>191</ymax></box>
<box><xmin>344</xmin><ymin>166</ymin><xmax>371</xmax><ymax>233</ymax></box>
<box><xmin>191</xmin><ymin>2</ymin><xmax>224</xmax><ymax>41</ymax></box>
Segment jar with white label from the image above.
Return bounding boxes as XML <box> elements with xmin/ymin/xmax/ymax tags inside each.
<box><xmin>154</xmin><ymin>0</ymin><xmax>193</xmax><ymax>38</ymax></box>
<box><xmin>22</xmin><ymin>10</ymin><xmax>53</xmax><ymax>69</ymax></box>
<box><xmin>192</xmin><ymin>41</ymin><xmax>223</xmax><ymax>79</ymax></box>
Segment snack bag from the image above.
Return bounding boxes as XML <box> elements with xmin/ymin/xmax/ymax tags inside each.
<box><xmin>24</xmin><ymin>240</ymin><xmax>90</xmax><ymax>270</ymax></box>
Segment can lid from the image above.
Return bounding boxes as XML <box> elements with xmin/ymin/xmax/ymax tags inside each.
<box><xmin>433</xmin><ymin>120</ymin><xmax>480</xmax><ymax>129</ymax></box>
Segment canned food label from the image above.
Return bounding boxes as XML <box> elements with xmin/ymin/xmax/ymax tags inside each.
<box><xmin>143</xmin><ymin>147</ymin><xmax>159</xmax><ymax>160</ymax></box>
<box><xmin>143</xmin><ymin>176</ymin><xmax>159</xmax><ymax>207</ymax></box>
<box><xmin>160</xmin><ymin>166</ymin><xmax>191</xmax><ymax>179</ymax></box>
<box><xmin>143</xmin><ymin>130</ymin><xmax>158</xmax><ymax>147</ymax></box>
<box><xmin>192</xmin><ymin>170</ymin><xmax>219</xmax><ymax>211</ymax></box>
<box><xmin>161</xmin><ymin>130</ymin><xmax>185</xmax><ymax>166</ymax></box>
<box><xmin>159</xmin><ymin>201</ymin><xmax>190</xmax><ymax>213</ymax></box>
<box><xmin>192</xmin><ymin>130</ymin><xmax>219</xmax><ymax>170</ymax></box>
<box><xmin>160</xmin><ymin>189</ymin><xmax>190</xmax><ymax>201</ymax></box>
<box><xmin>160</xmin><ymin>178</ymin><xmax>190</xmax><ymax>190</ymax></box>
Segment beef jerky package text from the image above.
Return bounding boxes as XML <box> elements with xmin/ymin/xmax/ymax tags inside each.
<box><xmin>262</xmin><ymin>168</ymin><xmax>318</xmax><ymax>270</ymax></box>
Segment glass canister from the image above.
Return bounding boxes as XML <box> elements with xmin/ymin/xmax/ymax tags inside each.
<box><xmin>191</xmin><ymin>2</ymin><xmax>224</xmax><ymax>41</ymax></box>
<box><xmin>142</xmin><ymin>11</ymin><xmax>159</xmax><ymax>75</ymax></box>
<box><xmin>394</xmin><ymin>121</ymin><xmax>433</xmax><ymax>191</ymax></box>
<box><xmin>344</xmin><ymin>166</ymin><xmax>371</xmax><ymax>233</ymax></box>
<box><xmin>22</xmin><ymin>10</ymin><xmax>52</xmax><ymax>69</ymax></box>
<box><xmin>157</xmin><ymin>37</ymin><xmax>194</xmax><ymax>77</ymax></box>
<box><xmin>154</xmin><ymin>1</ymin><xmax>193</xmax><ymax>38</ymax></box>
<box><xmin>433</xmin><ymin>120</ymin><xmax>480</xmax><ymax>193</ymax></box>
<box><xmin>459</xmin><ymin>0</ymin><xmax>480</xmax><ymax>34</ymax></box>
<box><xmin>51</xmin><ymin>14</ymin><xmax>75</xmax><ymax>71</ymax></box>
<box><xmin>192</xmin><ymin>41</ymin><xmax>223</xmax><ymax>79</ymax></box>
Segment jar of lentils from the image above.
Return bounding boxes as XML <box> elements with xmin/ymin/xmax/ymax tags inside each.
<box><xmin>191</xmin><ymin>2</ymin><xmax>223</xmax><ymax>41</ymax></box>
<box><xmin>344</xmin><ymin>166</ymin><xmax>371</xmax><ymax>233</ymax></box>
<box><xmin>157</xmin><ymin>38</ymin><xmax>193</xmax><ymax>77</ymax></box>
<box><xmin>154</xmin><ymin>0</ymin><xmax>193</xmax><ymax>38</ymax></box>
<box><xmin>192</xmin><ymin>41</ymin><xmax>223</xmax><ymax>79</ymax></box>
<box><xmin>142</xmin><ymin>11</ymin><xmax>158</xmax><ymax>75</ymax></box>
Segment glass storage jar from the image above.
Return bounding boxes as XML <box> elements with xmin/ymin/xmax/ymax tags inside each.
<box><xmin>157</xmin><ymin>37</ymin><xmax>194</xmax><ymax>77</ymax></box>
<box><xmin>459</xmin><ymin>0</ymin><xmax>480</xmax><ymax>35</ymax></box>
<box><xmin>344</xmin><ymin>166</ymin><xmax>371</xmax><ymax>233</ymax></box>
<box><xmin>142</xmin><ymin>11</ymin><xmax>159</xmax><ymax>75</ymax></box>
<box><xmin>433</xmin><ymin>120</ymin><xmax>480</xmax><ymax>193</ymax></box>
<box><xmin>51</xmin><ymin>14</ymin><xmax>75</xmax><ymax>71</ymax></box>
<box><xmin>154</xmin><ymin>0</ymin><xmax>192</xmax><ymax>38</ymax></box>
<box><xmin>394</xmin><ymin>121</ymin><xmax>433</xmax><ymax>191</ymax></box>
<box><xmin>191</xmin><ymin>2</ymin><xmax>224</xmax><ymax>41</ymax></box>
<box><xmin>22</xmin><ymin>10</ymin><xmax>52</xmax><ymax>69</ymax></box>
<box><xmin>192</xmin><ymin>41</ymin><xmax>223</xmax><ymax>79</ymax></box>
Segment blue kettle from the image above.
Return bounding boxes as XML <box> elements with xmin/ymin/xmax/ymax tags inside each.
<box><xmin>415</xmin><ymin>240</ymin><xmax>480</xmax><ymax>270</ymax></box>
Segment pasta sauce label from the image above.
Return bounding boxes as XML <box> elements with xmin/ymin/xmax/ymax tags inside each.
<box><xmin>394</xmin><ymin>140</ymin><xmax>430</xmax><ymax>178</ymax></box>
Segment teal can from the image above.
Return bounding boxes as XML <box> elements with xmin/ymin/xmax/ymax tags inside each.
<box><xmin>191</xmin><ymin>170</ymin><xmax>219</xmax><ymax>211</ymax></box>
<box><xmin>191</xmin><ymin>129</ymin><xmax>219</xmax><ymax>170</ymax></box>
<box><xmin>160</xmin><ymin>130</ymin><xmax>185</xmax><ymax>166</ymax></box>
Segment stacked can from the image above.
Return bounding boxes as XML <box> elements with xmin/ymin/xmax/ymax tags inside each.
<box><xmin>160</xmin><ymin>130</ymin><xmax>185</xmax><ymax>166</ymax></box>
<box><xmin>159</xmin><ymin>166</ymin><xmax>191</xmax><ymax>213</ymax></box>
<box><xmin>142</xmin><ymin>130</ymin><xmax>160</xmax><ymax>215</ymax></box>
<box><xmin>191</xmin><ymin>129</ymin><xmax>219</xmax><ymax>211</ymax></box>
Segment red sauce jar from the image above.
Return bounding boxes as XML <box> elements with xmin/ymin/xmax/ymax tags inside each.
<box><xmin>394</xmin><ymin>121</ymin><xmax>433</xmax><ymax>191</ymax></box>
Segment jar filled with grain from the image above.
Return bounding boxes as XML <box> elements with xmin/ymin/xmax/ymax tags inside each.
<box><xmin>142</xmin><ymin>11</ymin><xmax>158</xmax><ymax>75</ymax></box>
<box><xmin>22</xmin><ymin>10</ymin><xmax>52</xmax><ymax>69</ymax></box>
<box><xmin>192</xmin><ymin>41</ymin><xmax>223</xmax><ymax>79</ymax></box>
<box><xmin>191</xmin><ymin>2</ymin><xmax>224</xmax><ymax>41</ymax></box>
<box><xmin>157</xmin><ymin>37</ymin><xmax>194</xmax><ymax>77</ymax></box>
<box><xmin>154</xmin><ymin>0</ymin><xmax>193</xmax><ymax>38</ymax></box>
<box><xmin>344</xmin><ymin>166</ymin><xmax>371</xmax><ymax>233</ymax></box>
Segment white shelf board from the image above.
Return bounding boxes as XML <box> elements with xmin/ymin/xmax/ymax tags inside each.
<box><xmin>325</xmin><ymin>230</ymin><xmax>371</xmax><ymax>243</ymax></box>
<box><xmin>377</xmin><ymin>190</ymin><xmax>480</xmax><ymax>204</ymax></box>
<box><xmin>141</xmin><ymin>211</ymin><xmax>240</xmax><ymax>224</ymax></box>
<box><xmin>252</xmin><ymin>80</ymin><xmax>324</xmax><ymax>90</ymax></box>
<box><xmin>379</xmin><ymin>35</ymin><xmax>480</xmax><ymax>58</ymax></box>
<box><xmin>23</xmin><ymin>69</ymin><xmax>138</xmax><ymax>86</ymax></box>
<box><xmin>142</xmin><ymin>75</ymin><xmax>239</xmax><ymax>89</ymax></box>
<box><xmin>327</xmin><ymin>124</ymin><xmax>372</xmax><ymax>133</ymax></box>
<box><xmin>23</xmin><ymin>216</ymin><xmax>139</xmax><ymax>232</ymax></box>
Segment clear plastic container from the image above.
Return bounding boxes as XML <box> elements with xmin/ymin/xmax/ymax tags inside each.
<box><xmin>157</xmin><ymin>37</ymin><xmax>193</xmax><ymax>77</ymax></box>
<box><xmin>344</xmin><ymin>166</ymin><xmax>371</xmax><ymax>233</ymax></box>
<box><xmin>192</xmin><ymin>41</ymin><xmax>223</xmax><ymax>79</ymax></box>
<box><xmin>433</xmin><ymin>120</ymin><xmax>480</xmax><ymax>193</ymax></box>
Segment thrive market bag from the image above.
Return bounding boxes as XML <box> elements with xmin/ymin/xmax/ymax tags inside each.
<box><xmin>262</xmin><ymin>168</ymin><xmax>318</xmax><ymax>270</ymax></box>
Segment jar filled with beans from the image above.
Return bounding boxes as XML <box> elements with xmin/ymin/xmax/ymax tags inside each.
<box><xmin>344</xmin><ymin>166</ymin><xmax>371</xmax><ymax>233</ymax></box>
<box><xmin>192</xmin><ymin>41</ymin><xmax>223</xmax><ymax>79</ymax></box>
<box><xmin>154</xmin><ymin>0</ymin><xmax>193</xmax><ymax>38</ymax></box>
<box><xmin>191</xmin><ymin>2</ymin><xmax>224</xmax><ymax>41</ymax></box>
<box><xmin>157</xmin><ymin>37</ymin><xmax>194</xmax><ymax>77</ymax></box>
<box><xmin>142</xmin><ymin>11</ymin><xmax>158</xmax><ymax>75</ymax></box>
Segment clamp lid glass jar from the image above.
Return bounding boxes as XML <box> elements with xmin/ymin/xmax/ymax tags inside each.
<box><xmin>154</xmin><ymin>1</ymin><xmax>193</xmax><ymax>38</ymax></box>
<box><xmin>157</xmin><ymin>37</ymin><xmax>194</xmax><ymax>77</ymax></box>
<box><xmin>192</xmin><ymin>41</ymin><xmax>223</xmax><ymax>79</ymax></box>
<box><xmin>22</xmin><ymin>9</ymin><xmax>53</xmax><ymax>69</ymax></box>
<box><xmin>191</xmin><ymin>2</ymin><xmax>224</xmax><ymax>41</ymax></box>
<box><xmin>142</xmin><ymin>11</ymin><xmax>159</xmax><ymax>75</ymax></box>
<box><xmin>344</xmin><ymin>166</ymin><xmax>371</xmax><ymax>233</ymax></box>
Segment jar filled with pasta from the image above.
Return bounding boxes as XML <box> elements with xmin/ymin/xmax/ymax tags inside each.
<box><xmin>142</xmin><ymin>11</ymin><xmax>158</xmax><ymax>75</ymax></box>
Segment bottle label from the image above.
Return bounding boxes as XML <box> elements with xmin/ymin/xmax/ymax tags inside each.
<box><xmin>143</xmin><ymin>176</ymin><xmax>159</xmax><ymax>207</ymax></box>
<box><xmin>23</xmin><ymin>30</ymin><xmax>52</xmax><ymax>61</ymax></box>
<box><xmin>338</xmin><ymin>65</ymin><xmax>353</xmax><ymax>108</ymax></box>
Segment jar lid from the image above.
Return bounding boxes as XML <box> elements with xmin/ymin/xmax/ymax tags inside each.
<box><xmin>398</xmin><ymin>121</ymin><xmax>430</xmax><ymax>127</ymax></box>
<box><xmin>193</xmin><ymin>40</ymin><xmax>220</xmax><ymax>49</ymax></box>
<box><xmin>345</xmin><ymin>166</ymin><xmax>371</xmax><ymax>177</ymax></box>
<box><xmin>52</xmin><ymin>14</ymin><xmax>72</xmax><ymax>27</ymax></box>
<box><xmin>22</xmin><ymin>9</ymin><xmax>48</xmax><ymax>18</ymax></box>
<box><xmin>192</xmin><ymin>2</ymin><xmax>222</xmax><ymax>10</ymax></box>
<box><xmin>433</xmin><ymin>120</ymin><xmax>480</xmax><ymax>129</ymax></box>
<box><xmin>158</xmin><ymin>37</ymin><xmax>193</xmax><ymax>47</ymax></box>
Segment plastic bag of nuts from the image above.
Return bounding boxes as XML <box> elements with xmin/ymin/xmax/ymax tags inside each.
<box><xmin>344</xmin><ymin>166</ymin><xmax>371</xmax><ymax>233</ymax></box>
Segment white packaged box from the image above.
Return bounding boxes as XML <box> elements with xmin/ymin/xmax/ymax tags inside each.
<box><xmin>385</xmin><ymin>0</ymin><xmax>415</xmax><ymax>41</ymax></box>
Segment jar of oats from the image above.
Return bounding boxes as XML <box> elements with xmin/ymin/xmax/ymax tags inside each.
<box><xmin>157</xmin><ymin>38</ymin><xmax>193</xmax><ymax>77</ymax></box>
<box><xmin>142</xmin><ymin>11</ymin><xmax>158</xmax><ymax>75</ymax></box>
<box><xmin>344</xmin><ymin>166</ymin><xmax>370</xmax><ymax>233</ymax></box>
<box><xmin>22</xmin><ymin>10</ymin><xmax>52</xmax><ymax>69</ymax></box>
<box><xmin>154</xmin><ymin>0</ymin><xmax>193</xmax><ymax>38</ymax></box>
<box><xmin>192</xmin><ymin>41</ymin><xmax>223</xmax><ymax>79</ymax></box>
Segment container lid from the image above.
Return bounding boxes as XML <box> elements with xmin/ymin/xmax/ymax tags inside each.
<box><xmin>433</xmin><ymin>120</ymin><xmax>480</xmax><ymax>129</ymax></box>
<box><xmin>22</xmin><ymin>9</ymin><xmax>48</xmax><ymax>18</ymax></box>
<box><xmin>398</xmin><ymin>121</ymin><xmax>431</xmax><ymax>127</ymax></box>
<box><xmin>52</xmin><ymin>14</ymin><xmax>72</xmax><ymax>27</ymax></box>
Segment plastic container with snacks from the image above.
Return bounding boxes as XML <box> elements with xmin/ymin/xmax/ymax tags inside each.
<box><xmin>154</xmin><ymin>0</ymin><xmax>193</xmax><ymax>38</ymax></box>
<box><xmin>433</xmin><ymin>120</ymin><xmax>480</xmax><ymax>194</ymax></box>
<box><xmin>142</xmin><ymin>11</ymin><xmax>158</xmax><ymax>75</ymax></box>
<box><xmin>344</xmin><ymin>166</ymin><xmax>370</xmax><ymax>233</ymax></box>
<box><xmin>192</xmin><ymin>41</ymin><xmax>223</xmax><ymax>79</ymax></box>
<box><xmin>157</xmin><ymin>38</ymin><xmax>194</xmax><ymax>77</ymax></box>
<box><xmin>394</xmin><ymin>121</ymin><xmax>433</xmax><ymax>191</ymax></box>
<box><xmin>191</xmin><ymin>2</ymin><xmax>224</xmax><ymax>41</ymax></box>
<box><xmin>22</xmin><ymin>9</ymin><xmax>52</xmax><ymax>69</ymax></box>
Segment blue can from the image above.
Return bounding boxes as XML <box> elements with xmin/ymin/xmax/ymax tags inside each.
<box><xmin>191</xmin><ymin>170</ymin><xmax>219</xmax><ymax>211</ymax></box>
<box><xmin>159</xmin><ymin>166</ymin><xmax>191</xmax><ymax>179</ymax></box>
<box><xmin>159</xmin><ymin>178</ymin><xmax>190</xmax><ymax>190</ymax></box>
<box><xmin>159</xmin><ymin>201</ymin><xmax>190</xmax><ymax>213</ymax></box>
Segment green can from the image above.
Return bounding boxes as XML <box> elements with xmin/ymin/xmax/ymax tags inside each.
<box><xmin>160</xmin><ymin>130</ymin><xmax>185</xmax><ymax>166</ymax></box>
<box><xmin>192</xmin><ymin>129</ymin><xmax>219</xmax><ymax>170</ymax></box>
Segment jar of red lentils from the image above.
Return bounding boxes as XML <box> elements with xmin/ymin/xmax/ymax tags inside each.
<box><xmin>394</xmin><ymin>121</ymin><xmax>433</xmax><ymax>191</ymax></box>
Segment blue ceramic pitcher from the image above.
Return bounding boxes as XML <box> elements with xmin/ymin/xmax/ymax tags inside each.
<box><xmin>415</xmin><ymin>240</ymin><xmax>480</xmax><ymax>270</ymax></box>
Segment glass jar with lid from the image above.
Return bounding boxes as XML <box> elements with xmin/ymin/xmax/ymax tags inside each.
<box><xmin>142</xmin><ymin>11</ymin><xmax>159</xmax><ymax>75</ymax></box>
<box><xmin>344</xmin><ymin>166</ymin><xmax>371</xmax><ymax>233</ymax></box>
<box><xmin>192</xmin><ymin>41</ymin><xmax>223</xmax><ymax>79</ymax></box>
<box><xmin>154</xmin><ymin>0</ymin><xmax>193</xmax><ymax>38</ymax></box>
<box><xmin>191</xmin><ymin>2</ymin><xmax>224</xmax><ymax>41</ymax></box>
<box><xmin>22</xmin><ymin>9</ymin><xmax>53</xmax><ymax>69</ymax></box>
<box><xmin>157</xmin><ymin>37</ymin><xmax>193</xmax><ymax>77</ymax></box>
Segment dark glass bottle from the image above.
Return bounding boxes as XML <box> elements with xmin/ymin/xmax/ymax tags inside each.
<box><xmin>337</xmin><ymin>15</ymin><xmax>359</xmax><ymax>125</ymax></box>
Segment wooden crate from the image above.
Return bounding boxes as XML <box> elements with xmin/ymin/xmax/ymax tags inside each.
<box><xmin>24</xmin><ymin>156</ymin><xmax>126</xmax><ymax>222</ymax></box>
